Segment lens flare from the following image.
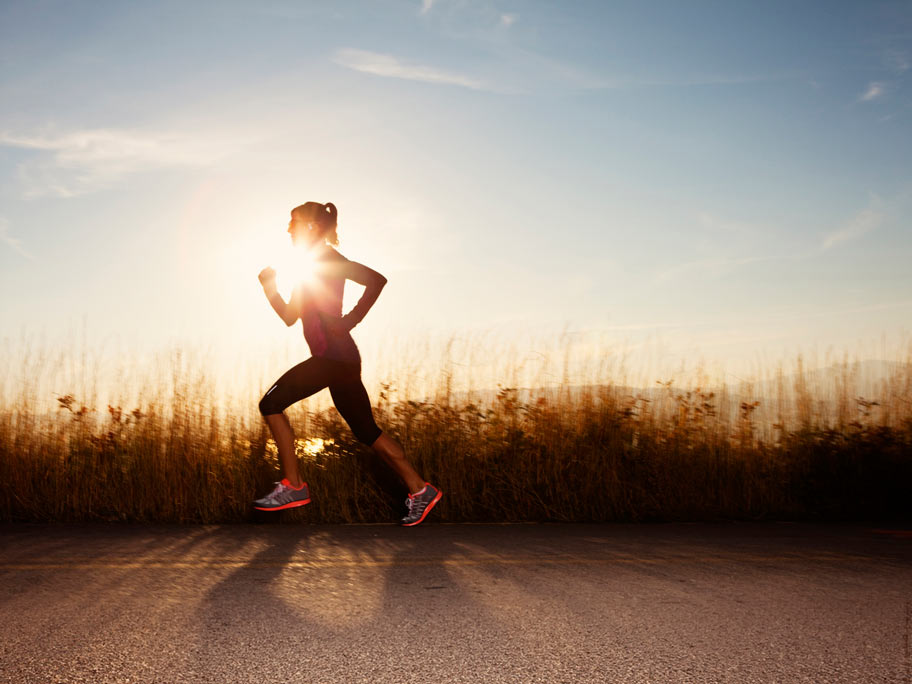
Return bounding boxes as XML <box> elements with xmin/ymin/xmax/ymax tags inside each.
<box><xmin>273</xmin><ymin>244</ymin><xmax>320</xmax><ymax>295</ymax></box>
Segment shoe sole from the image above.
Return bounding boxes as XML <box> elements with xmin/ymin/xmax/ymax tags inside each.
<box><xmin>401</xmin><ymin>490</ymin><xmax>442</xmax><ymax>527</ymax></box>
<box><xmin>253</xmin><ymin>497</ymin><xmax>311</xmax><ymax>512</ymax></box>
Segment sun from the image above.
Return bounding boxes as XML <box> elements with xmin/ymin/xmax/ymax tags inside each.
<box><xmin>215</xmin><ymin>212</ymin><xmax>323</xmax><ymax>320</ymax></box>
<box><xmin>273</xmin><ymin>243</ymin><xmax>320</xmax><ymax>295</ymax></box>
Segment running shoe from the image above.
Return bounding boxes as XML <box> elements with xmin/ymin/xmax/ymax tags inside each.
<box><xmin>400</xmin><ymin>483</ymin><xmax>442</xmax><ymax>526</ymax></box>
<box><xmin>253</xmin><ymin>478</ymin><xmax>311</xmax><ymax>511</ymax></box>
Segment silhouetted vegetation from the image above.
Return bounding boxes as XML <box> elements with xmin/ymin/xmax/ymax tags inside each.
<box><xmin>1</xmin><ymin>346</ymin><xmax>910</xmax><ymax>523</ymax></box>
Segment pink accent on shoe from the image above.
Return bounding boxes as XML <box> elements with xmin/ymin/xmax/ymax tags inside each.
<box><xmin>253</xmin><ymin>497</ymin><xmax>311</xmax><ymax>512</ymax></box>
<box><xmin>402</xmin><ymin>487</ymin><xmax>442</xmax><ymax>527</ymax></box>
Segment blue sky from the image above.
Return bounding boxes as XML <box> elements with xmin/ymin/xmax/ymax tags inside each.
<box><xmin>1</xmin><ymin>0</ymin><xmax>910</xmax><ymax>385</ymax></box>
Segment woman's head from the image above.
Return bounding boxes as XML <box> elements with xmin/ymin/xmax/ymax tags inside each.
<box><xmin>288</xmin><ymin>201</ymin><xmax>338</xmax><ymax>247</ymax></box>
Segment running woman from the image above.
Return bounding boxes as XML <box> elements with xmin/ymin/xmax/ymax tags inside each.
<box><xmin>253</xmin><ymin>201</ymin><xmax>442</xmax><ymax>526</ymax></box>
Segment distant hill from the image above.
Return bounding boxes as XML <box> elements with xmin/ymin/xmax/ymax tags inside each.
<box><xmin>414</xmin><ymin>360</ymin><xmax>909</xmax><ymax>406</ymax></box>
<box><xmin>724</xmin><ymin>359</ymin><xmax>910</xmax><ymax>399</ymax></box>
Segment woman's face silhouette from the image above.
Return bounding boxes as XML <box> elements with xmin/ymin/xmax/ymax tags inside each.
<box><xmin>288</xmin><ymin>210</ymin><xmax>322</xmax><ymax>247</ymax></box>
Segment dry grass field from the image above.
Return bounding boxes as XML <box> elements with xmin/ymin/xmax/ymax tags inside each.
<box><xmin>1</xmin><ymin>338</ymin><xmax>910</xmax><ymax>523</ymax></box>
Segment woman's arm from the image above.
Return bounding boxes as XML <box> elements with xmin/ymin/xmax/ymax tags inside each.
<box><xmin>258</xmin><ymin>267</ymin><xmax>303</xmax><ymax>327</ymax></box>
<box><xmin>339</xmin><ymin>260</ymin><xmax>387</xmax><ymax>331</ymax></box>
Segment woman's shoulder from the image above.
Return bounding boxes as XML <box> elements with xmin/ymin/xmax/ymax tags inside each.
<box><xmin>319</xmin><ymin>245</ymin><xmax>350</xmax><ymax>262</ymax></box>
<box><xmin>316</xmin><ymin>246</ymin><xmax>353</xmax><ymax>281</ymax></box>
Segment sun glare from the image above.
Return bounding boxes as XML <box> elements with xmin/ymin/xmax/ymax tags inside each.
<box><xmin>218</xmin><ymin>218</ymin><xmax>321</xmax><ymax>304</ymax></box>
<box><xmin>273</xmin><ymin>243</ymin><xmax>320</xmax><ymax>295</ymax></box>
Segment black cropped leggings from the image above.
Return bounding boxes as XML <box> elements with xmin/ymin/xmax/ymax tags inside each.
<box><xmin>258</xmin><ymin>356</ymin><xmax>382</xmax><ymax>446</ymax></box>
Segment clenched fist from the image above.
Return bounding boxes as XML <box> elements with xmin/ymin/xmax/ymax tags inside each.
<box><xmin>258</xmin><ymin>266</ymin><xmax>276</xmax><ymax>287</ymax></box>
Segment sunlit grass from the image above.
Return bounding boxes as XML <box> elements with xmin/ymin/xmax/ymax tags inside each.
<box><xmin>264</xmin><ymin>437</ymin><xmax>335</xmax><ymax>466</ymax></box>
<box><xmin>0</xmin><ymin>335</ymin><xmax>910</xmax><ymax>523</ymax></box>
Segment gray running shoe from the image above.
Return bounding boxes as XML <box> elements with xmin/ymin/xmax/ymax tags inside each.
<box><xmin>401</xmin><ymin>483</ymin><xmax>442</xmax><ymax>526</ymax></box>
<box><xmin>253</xmin><ymin>478</ymin><xmax>311</xmax><ymax>511</ymax></box>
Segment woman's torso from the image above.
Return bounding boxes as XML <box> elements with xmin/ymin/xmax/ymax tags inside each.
<box><xmin>300</xmin><ymin>247</ymin><xmax>360</xmax><ymax>364</ymax></box>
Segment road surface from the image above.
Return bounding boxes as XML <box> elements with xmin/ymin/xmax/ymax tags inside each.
<box><xmin>0</xmin><ymin>522</ymin><xmax>909</xmax><ymax>683</ymax></box>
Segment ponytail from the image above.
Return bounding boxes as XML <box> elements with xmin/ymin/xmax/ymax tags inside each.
<box><xmin>321</xmin><ymin>202</ymin><xmax>339</xmax><ymax>246</ymax></box>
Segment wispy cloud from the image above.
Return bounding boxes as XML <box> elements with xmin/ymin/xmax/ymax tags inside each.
<box><xmin>858</xmin><ymin>81</ymin><xmax>886</xmax><ymax>102</ymax></box>
<box><xmin>654</xmin><ymin>254</ymin><xmax>788</xmax><ymax>285</ymax></box>
<box><xmin>884</xmin><ymin>48</ymin><xmax>910</xmax><ymax>74</ymax></box>
<box><xmin>333</xmin><ymin>48</ymin><xmax>487</xmax><ymax>90</ymax></box>
<box><xmin>0</xmin><ymin>218</ymin><xmax>33</xmax><ymax>260</ymax></box>
<box><xmin>366</xmin><ymin>7</ymin><xmax>773</xmax><ymax>96</ymax></box>
<box><xmin>0</xmin><ymin>127</ymin><xmax>246</xmax><ymax>198</ymax></box>
<box><xmin>651</xmin><ymin>210</ymin><xmax>803</xmax><ymax>285</ymax></box>
<box><xmin>822</xmin><ymin>198</ymin><xmax>884</xmax><ymax>249</ymax></box>
<box><xmin>697</xmin><ymin>211</ymin><xmax>765</xmax><ymax>236</ymax></box>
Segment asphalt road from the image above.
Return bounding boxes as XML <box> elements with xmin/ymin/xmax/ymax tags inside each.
<box><xmin>0</xmin><ymin>522</ymin><xmax>909</xmax><ymax>683</ymax></box>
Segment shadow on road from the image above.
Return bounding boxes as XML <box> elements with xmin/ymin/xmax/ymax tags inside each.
<box><xmin>185</xmin><ymin>523</ymin><xmax>544</xmax><ymax>679</ymax></box>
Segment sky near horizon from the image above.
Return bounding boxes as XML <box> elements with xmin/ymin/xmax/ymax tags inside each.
<box><xmin>1</xmin><ymin>0</ymin><xmax>911</xmax><ymax>388</ymax></box>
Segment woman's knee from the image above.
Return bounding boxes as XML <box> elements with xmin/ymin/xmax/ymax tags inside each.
<box><xmin>354</xmin><ymin>423</ymin><xmax>383</xmax><ymax>446</ymax></box>
<box><xmin>259</xmin><ymin>389</ymin><xmax>283</xmax><ymax>416</ymax></box>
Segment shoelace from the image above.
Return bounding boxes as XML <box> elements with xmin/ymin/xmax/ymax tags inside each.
<box><xmin>266</xmin><ymin>481</ymin><xmax>289</xmax><ymax>501</ymax></box>
<box><xmin>404</xmin><ymin>495</ymin><xmax>427</xmax><ymax>516</ymax></box>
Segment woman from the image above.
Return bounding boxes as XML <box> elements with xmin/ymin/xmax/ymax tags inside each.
<box><xmin>254</xmin><ymin>201</ymin><xmax>442</xmax><ymax>526</ymax></box>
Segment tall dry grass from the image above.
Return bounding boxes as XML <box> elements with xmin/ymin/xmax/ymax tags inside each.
<box><xmin>1</xmin><ymin>337</ymin><xmax>910</xmax><ymax>523</ymax></box>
